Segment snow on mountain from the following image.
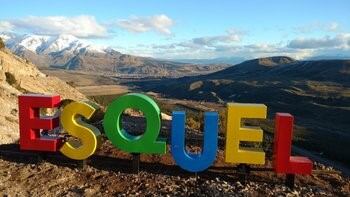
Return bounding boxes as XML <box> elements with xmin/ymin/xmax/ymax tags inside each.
<box><xmin>0</xmin><ymin>32</ymin><xmax>16</xmax><ymax>42</ymax></box>
<box><xmin>0</xmin><ymin>33</ymin><xmax>108</xmax><ymax>55</ymax></box>
<box><xmin>42</xmin><ymin>34</ymin><xmax>82</xmax><ymax>53</ymax></box>
<box><xmin>17</xmin><ymin>35</ymin><xmax>51</xmax><ymax>53</ymax></box>
<box><xmin>82</xmin><ymin>44</ymin><xmax>108</xmax><ymax>54</ymax></box>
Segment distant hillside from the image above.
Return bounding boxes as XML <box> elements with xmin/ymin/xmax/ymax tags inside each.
<box><xmin>206</xmin><ymin>56</ymin><xmax>350</xmax><ymax>83</ymax></box>
<box><xmin>174</xmin><ymin>56</ymin><xmax>246</xmax><ymax>65</ymax></box>
<box><xmin>1</xmin><ymin>33</ymin><xmax>228</xmax><ymax>77</ymax></box>
<box><xmin>0</xmin><ymin>47</ymin><xmax>85</xmax><ymax>144</ymax></box>
<box><xmin>207</xmin><ymin>56</ymin><xmax>296</xmax><ymax>77</ymax></box>
<box><xmin>132</xmin><ymin>56</ymin><xmax>350</xmax><ymax>166</ymax></box>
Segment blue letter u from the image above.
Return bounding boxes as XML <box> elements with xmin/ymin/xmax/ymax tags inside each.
<box><xmin>171</xmin><ymin>111</ymin><xmax>218</xmax><ymax>172</ymax></box>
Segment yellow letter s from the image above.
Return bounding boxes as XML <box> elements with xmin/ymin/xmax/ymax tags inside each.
<box><xmin>60</xmin><ymin>101</ymin><xmax>101</xmax><ymax>160</ymax></box>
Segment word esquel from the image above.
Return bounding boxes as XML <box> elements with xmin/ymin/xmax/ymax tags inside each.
<box><xmin>18</xmin><ymin>93</ymin><xmax>312</xmax><ymax>176</ymax></box>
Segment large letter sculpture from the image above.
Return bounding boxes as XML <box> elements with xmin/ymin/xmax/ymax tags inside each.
<box><xmin>273</xmin><ymin>113</ymin><xmax>312</xmax><ymax>175</ymax></box>
<box><xmin>171</xmin><ymin>111</ymin><xmax>218</xmax><ymax>172</ymax></box>
<box><xmin>18</xmin><ymin>94</ymin><xmax>62</xmax><ymax>152</ymax></box>
<box><xmin>103</xmin><ymin>93</ymin><xmax>166</xmax><ymax>154</ymax></box>
<box><xmin>225</xmin><ymin>103</ymin><xmax>267</xmax><ymax>164</ymax></box>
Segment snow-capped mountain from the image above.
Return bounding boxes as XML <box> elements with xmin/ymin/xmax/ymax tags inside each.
<box><xmin>2</xmin><ymin>33</ymin><xmax>107</xmax><ymax>55</ymax></box>
<box><xmin>0</xmin><ymin>32</ymin><xmax>124</xmax><ymax>71</ymax></box>
<box><xmin>0</xmin><ymin>33</ymin><xmax>228</xmax><ymax>77</ymax></box>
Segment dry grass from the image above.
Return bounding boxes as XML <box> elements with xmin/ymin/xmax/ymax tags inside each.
<box><xmin>76</xmin><ymin>85</ymin><xmax>129</xmax><ymax>96</ymax></box>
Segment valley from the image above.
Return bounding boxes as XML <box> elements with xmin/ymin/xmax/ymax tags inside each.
<box><xmin>42</xmin><ymin>57</ymin><xmax>350</xmax><ymax>171</ymax></box>
<box><xmin>126</xmin><ymin>56</ymin><xmax>350</xmax><ymax>168</ymax></box>
<box><xmin>42</xmin><ymin>67</ymin><xmax>350</xmax><ymax>177</ymax></box>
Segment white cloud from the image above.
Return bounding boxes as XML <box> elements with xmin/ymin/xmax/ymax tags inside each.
<box><xmin>142</xmin><ymin>41</ymin><xmax>314</xmax><ymax>60</ymax></box>
<box><xmin>191</xmin><ymin>29</ymin><xmax>244</xmax><ymax>46</ymax></box>
<box><xmin>287</xmin><ymin>34</ymin><xmax>350</xmax><ymax>49</ymax></box>
<box><xmin>328</xmin><ymin>22</ymin><xmax>339</xmax><ymax>31</ymax></box>
<box><xmin>136</xmin><ymin>31</ymin><xmax>350</xmax><ymax>59</ymax></box>
<box><xmin>156</xmin><ymin>22</ymin><xmax>346</xmax><ymax>60</ymax></box>
<box><xmin>0</xmin><ymin>21</ymin><xmax>14</xmax><ymax>32</ymax></box>
<box><xmin>152</xmin><ymin>29</ymin><xmax>245</xmax><ymax>51</ymax></box>
<box><xmin>117</xmin><ymin>14</ymin><xmax>174</xmax><ymax>35</ymax></box>
<box><xmin>296</xmin><ymin>22</ymin><xmax>341</xmax><ymax>33</ymax></box>
<box><xmin>10</xmin><ymin>15</ymin><xmax>107</xmax><ymax>38</ymax></box>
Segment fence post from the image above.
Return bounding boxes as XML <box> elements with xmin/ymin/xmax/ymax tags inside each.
<box><xmin>132</xmin><ymin>153</ymin><xmax>140</xmax><ymax>174</ymax></box>
<box><xmin>237</xmin><ymin>164</ymin><xmax>250</xmax><ymax>184</ymax></box>
<box><xmin>285</xmin><ymin>174</ymin><xmax>295</xmax><ymax>189</ymax></box>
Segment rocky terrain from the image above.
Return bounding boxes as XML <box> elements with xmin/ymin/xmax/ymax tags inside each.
<box><xmin>0</xmin><ymin>127</ymin><xmax>349</xmax><ymax>197</ymax></box>
<box><xmin>0</xmin><ymin>47</ymin><xmax>85</xmax><ymax>144</ymax></box>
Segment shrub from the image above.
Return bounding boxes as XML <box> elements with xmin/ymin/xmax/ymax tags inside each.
<box><xmin>218</xmin><ymin>109</ymin><xmax>227</xmax><ymax>134</ymax></box>
<box><xmin>66</xmin><ymin>81</ymin><xmax>76</xmax><ymax>87</ymax></box>
<box><xmin>0</xmin><ymin>37</ymin><xmax>5</xmax><ymax>50</ymax></box>
<box><xmin>187</xmin><ymin>117</ymin><xmax>200</xmax><ymax>130</ymax></box>
<box><xmin>5</xmin><ymin>72</ymin><xmax>17</xmax><ymax>85</ymax></box>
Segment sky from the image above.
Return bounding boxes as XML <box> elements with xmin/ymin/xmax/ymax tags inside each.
<box><xmin>0</xmin><ymin>0</ymin><xmax>349</xmax><ymax>59</ymax></box>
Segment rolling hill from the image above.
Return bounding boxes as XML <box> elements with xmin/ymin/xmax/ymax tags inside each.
<box><xmin>131</xmin><ymin>56</ymin><xmax>350</xmax><ymax>166</ymax></box>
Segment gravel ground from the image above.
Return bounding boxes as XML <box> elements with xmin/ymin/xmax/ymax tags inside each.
<box><xmin>0</xmin><ymin>115</ymin><xmax>348</xmax><ymax>196</ymax></box>
<box><xmin>0</xmin><ymin>140</ymin><xmax>349</xmax><ymax>197</ymax></box>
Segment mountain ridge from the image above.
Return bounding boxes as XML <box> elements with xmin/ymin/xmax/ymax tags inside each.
<box><xmin>0</xmin><ymin>33</ymin><xmax>229</xmax><ymax>77</ymax></box>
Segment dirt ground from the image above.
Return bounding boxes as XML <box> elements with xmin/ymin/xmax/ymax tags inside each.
<box><xmin>0</xmin><ymin>140</ymin><xmax>349</xmax><ymax>197</ymax></box>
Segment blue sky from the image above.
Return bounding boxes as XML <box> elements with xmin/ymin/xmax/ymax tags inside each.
<box><xmin>0</xmin><ymin>0</ymin><xmax>349</xmax><ymax>59</ymax></box>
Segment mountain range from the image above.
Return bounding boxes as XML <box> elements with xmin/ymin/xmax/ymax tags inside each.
<box><xmin>0</xmin><ymin>33</ymin><xmax>229</xmax><ymax>77</ymax></box>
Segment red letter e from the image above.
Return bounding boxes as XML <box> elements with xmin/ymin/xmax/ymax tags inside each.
<box><xmin>18</xmin><ymin>94</ymin><xmax>62</xmax><ymax>152</ymax></box>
